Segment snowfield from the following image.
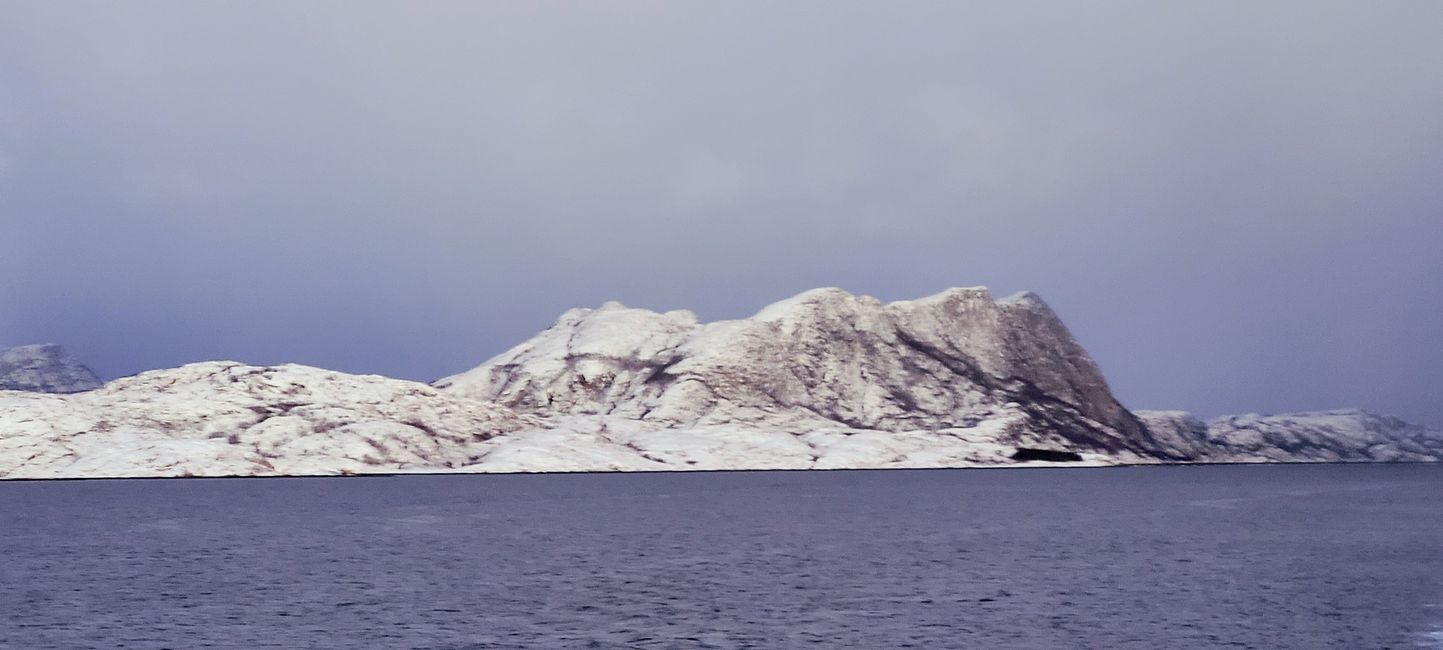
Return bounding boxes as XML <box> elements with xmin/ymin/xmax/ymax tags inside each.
<box><xmin>1</xmin><ymin>288</ymin><xmax>1438</xmax><ymax>478</ymax></box>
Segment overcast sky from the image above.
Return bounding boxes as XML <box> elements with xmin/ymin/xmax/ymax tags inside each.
<box><xmin>1</xmin><ymin>1</ymin><xmax>1440</xmax><ymax>425</ymax></box>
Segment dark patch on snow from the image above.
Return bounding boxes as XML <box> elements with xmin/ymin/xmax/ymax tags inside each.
<box><xmin>1011</xmin><ymin>448</ymin><xmax>1084</xmax><ymax>462</ymax></box>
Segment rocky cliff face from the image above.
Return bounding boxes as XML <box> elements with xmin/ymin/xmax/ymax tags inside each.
<box><xmin>436</xmin><ymin>287</ymin><xmax>1171</xmax><ymax>457</ymax></box>
<box><xmin>0</xmin><ymin>344</ymin><xmax>102</xmax><ymax>393</ymax></box>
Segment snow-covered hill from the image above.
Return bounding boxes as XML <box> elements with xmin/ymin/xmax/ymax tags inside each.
<box><xmin>1138</xmin><ymin>410</ymin><xmax>1443</xmax><ymax>463</ymax></box>
<box><xmin>0</xmin><ymin>363</ymin><xmax>1124</xmax><ymax>478</ymax></box>
<box><xmin>1</xmin><ymin>288</ymin><xmax>1438</xmax><ymax>479</ymax></box>
<box><xmin>0</xmin><ymin>344</ymin><xmax>102</xmax><ymax>393</ymax></box>
<box><xmin>437</xmin><ymin>287</ymin><xmax>1176</xmax><ymax>458</ymax></box>
<box><xmin>0</xmin><ymin>362</ymin><xmax>533</xmax><ymax>478</ymax></box>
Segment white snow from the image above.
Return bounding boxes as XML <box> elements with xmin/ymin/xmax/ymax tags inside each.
<box><xmin>437</xmin><ymin>285</ymin><xmax>1154</xmax><ymax>457</ymax></box>
<box><xmin>1</xmin><ymin>288</ymin><xmax>1438</xmax><ymax>479</ymax></box>
<box><xmin>0</xmin><ymin>362</ymin><xmax>534</xmax><ymax>478</ymax></box>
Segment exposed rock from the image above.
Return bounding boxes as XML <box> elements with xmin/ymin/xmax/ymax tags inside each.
<box><xmin>0</xmin><ymin>344</ymin><xmax>102</xmax><ymax>393</ymax></box>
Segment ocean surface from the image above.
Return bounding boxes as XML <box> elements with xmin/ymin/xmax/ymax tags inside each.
<box><xmin>1</xmin><ymin>464</ymin><xmax>1440</xmax><ymax>649</ymax></box>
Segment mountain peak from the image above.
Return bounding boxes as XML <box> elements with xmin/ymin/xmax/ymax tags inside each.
<box><xmin>438</xmin><ymin>286</ymin><xmax>1158</xmax><ymax>455</ymax></box>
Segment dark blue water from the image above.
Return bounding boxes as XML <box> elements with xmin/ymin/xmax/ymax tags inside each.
<box><xmin>1</xmin><ymin>465</ymin><xmax>1440</xmax><ymax>649</ymax></box>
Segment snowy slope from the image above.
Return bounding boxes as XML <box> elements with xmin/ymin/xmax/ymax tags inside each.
<box><xmin>0</xmin><ymin>344</ymin><xmax>102</xmax><ymax>393</ymax></box>
<box><xmin>0</xmin><ymin>368</ymin><xmax>1129</xmax><ymax>478</ymax></box>
<box><xmin>0</xmin><ymin>362</ymin><xmax>534</xmax><ymax>478</ymax></box>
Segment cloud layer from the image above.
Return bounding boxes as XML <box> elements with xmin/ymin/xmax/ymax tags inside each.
<box><xmin>2</xmin><ymin>1</ymin><xmax>1440</xmax><ymax>424</ymax></box>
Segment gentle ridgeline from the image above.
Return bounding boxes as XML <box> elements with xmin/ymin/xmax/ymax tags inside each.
<box><xmin>1</xmin><ymin>288</ymin><xmax>1440</xmax><ymax>478</ymax></box>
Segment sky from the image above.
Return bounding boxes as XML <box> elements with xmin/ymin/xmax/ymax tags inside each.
<box><xmin>1</xmin><ymin>1</ymin><xmax>1440</xmax><ymax>426</ymax></box>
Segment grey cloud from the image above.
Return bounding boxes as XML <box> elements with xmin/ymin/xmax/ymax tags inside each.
<box><xmin>1</xmin><ymin>1</ymin><xmax>1440</xmax><ymax>425</ymax></box>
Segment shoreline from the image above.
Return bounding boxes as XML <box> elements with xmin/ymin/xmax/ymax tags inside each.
<box><xmin>2</xmin><ymin>458</ymin><xmax>1437</xmax><ymax>483</ymax></box>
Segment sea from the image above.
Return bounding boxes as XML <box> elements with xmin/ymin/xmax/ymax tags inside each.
<box><xmin>1</xmin><ymin>464</ymin><xmax>1440</xmax><ymax>649</ymax></box>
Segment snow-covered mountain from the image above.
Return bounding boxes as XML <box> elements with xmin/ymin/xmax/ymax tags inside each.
<box><xmin>0</xmin><ymin>344</ymin><xmax>102</xmax><ymax>393</ymax></box>
<box><xmin>437</xmin><ymin>287</ymin><xmax>1175</xmax><ymax>458</ymax></box>
<box><xmin>0</xmin><ymin>288</ymin><xmax>1438</xmax><ymax>478</ymax></box>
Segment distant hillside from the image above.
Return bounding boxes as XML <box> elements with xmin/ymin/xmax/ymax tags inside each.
<box><xmin>0</xmin><ymin>344</ymin><xmax>102</xmax><ymax>394</ymax></box>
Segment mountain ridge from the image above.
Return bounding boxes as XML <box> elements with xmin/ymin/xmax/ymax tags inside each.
<box><xmin>1</xmin><ymin>287</ymin><xmax>1438</xmax><ymax>478</ymax></box>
